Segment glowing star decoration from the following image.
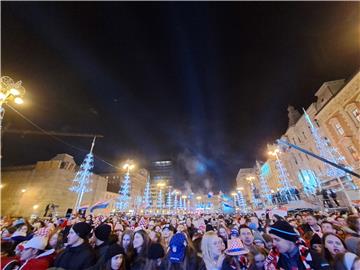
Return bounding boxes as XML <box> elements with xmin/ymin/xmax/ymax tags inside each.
<box><xmin>117</xmin><ymin>170</ymin><xmax>132</xmax><ymax>211</ymax></box>
<box><xmin>143</xmin><ymin>176</ymin><xmax>151</xmax><ymax>209</ymax></box>
<box><xmin>257</xmin><ymin>161</ymin><xmax>272</xmax><ymax>205</ymax></box>
<box><xmin>304</xmin><ymin>110</ymin><xmax>357</xmax><ymax>189</ymax></box>
<box><xmin>70</xmin><ymin>137</ymin><xmax>96</xmax><ymax>212</ymax></box>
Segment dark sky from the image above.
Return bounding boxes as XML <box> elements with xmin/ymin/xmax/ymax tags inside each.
<box><xmin>2</xmin><ymin>2</ymin><xmax>359</xmax><ymax>193</ymax></box>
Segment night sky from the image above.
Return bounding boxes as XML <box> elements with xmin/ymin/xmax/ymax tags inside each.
<box><xmin>2</xmin><ymin>2</ymin><xmax>359</xmax><ymax>193</ymax></box>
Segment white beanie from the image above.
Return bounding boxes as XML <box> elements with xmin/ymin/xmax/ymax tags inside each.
<box><xmin>344</xmin><ymin>252</ymin><xmax>357</xmax><ymax>270</ymax></box>
<box><xmin>23</xmin><ymin>236</ymin><xmax>47</xmax><ymax>250</ymax></box>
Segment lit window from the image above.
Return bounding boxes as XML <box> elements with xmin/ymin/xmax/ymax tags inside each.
<box><xmin>352</xmin><ymin>108</ymin><xmax>360</xmax><ymax>122</ymax></box>
<box><xmin>334</xmin><ymin>123</ymin><xmax>344</xmax><ymax>135</ymax></box>
<box><xmin>347</xmin><ymin>145</ymin><xmax>359</xmax><ymax>161</ymax></box>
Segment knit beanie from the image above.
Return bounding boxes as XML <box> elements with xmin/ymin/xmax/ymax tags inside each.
<box><xmin>310</xmin><ymin>233</ymin><xmax>322</xmax><ymax>246</ymax></box>
<box><xmin>72</xmin><ymin>222</ymin><xmax>92</xmax><ymax>239</ymax></box>
<box><xmin>95</xmin><ymin>224</ymin><xmax>111</xmax><ymax>241</ymax></box>
<box><xmin>148</xmin><ymin>242</ymin><xmax>165</xmax><ymax>260</ymax></box>
<box><xmin>105</xmin><ymin>244</ymin><xmax>125</xmax><ymax>262</ymax></box>
<box><xmin>269</xmin><ymin>220</ymin><xmax>299</xmax><ymax>243</ymax></box>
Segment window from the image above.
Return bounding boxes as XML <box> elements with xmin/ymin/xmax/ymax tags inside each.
<box><xmin>298</xmin><ymin>137</ymin><xmax>302</xmax><ymax>143</ymax></box>
<box><xmin>347</xmin><ymin>145</ymin><xmax>359</xmax><ymax>161</ymax></box>
<box><xmin>352</xmin><ymin>108</ymin><xmax>360</xmax><ymax>122</ymax></box>
<box><xmin>334</xmin><ymin>122</ymin><xmax>345</xmax><ymax>135</ymax></box>
<box><xmin>302</xmin><ymin>131</ymin><xmax>307</xmax><ymax>139</ymax></box>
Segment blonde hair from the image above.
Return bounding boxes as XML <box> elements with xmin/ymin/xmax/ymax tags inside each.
<box><xmin>201</xmin><ymin>231</ymin><xmax>222</xmax><ymax>269</ymax></box>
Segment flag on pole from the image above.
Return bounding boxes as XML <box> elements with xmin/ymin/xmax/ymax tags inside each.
<box><xmin>89</xmin><ymin>200</ymin><xmax>111</xmax><ymax>213</ymax></box>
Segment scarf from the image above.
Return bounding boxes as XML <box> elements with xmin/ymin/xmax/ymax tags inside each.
<box><xmin>264</xmin><ymin>241</ymin><xmax>312</xmax><ymax>270</ymax></box>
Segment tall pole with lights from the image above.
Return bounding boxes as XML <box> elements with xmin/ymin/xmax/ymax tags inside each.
<box><xmin>268</xmin><ymin>148</ymin><xmax>293</xmax><ymax>202</ymax></box>
<box><xmin>0</xmin><ymin>76</ymin><xmax>25</xmax><ymax>180</ymax></box>
<box><xmin>117</xmin><ymin>161</ymin><xmax>135</xmax><ymax>211</ymax></box>
<box><xmin>70</xmin><ymin>137</ymin><xmax>96</xmax><ymax>212</ymax></box>
<box><xmin>256</xmin><ymin>161</ymin><xmax>272</xmax><ymax>206</ymax></box>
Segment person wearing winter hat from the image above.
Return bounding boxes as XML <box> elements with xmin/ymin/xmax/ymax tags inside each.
<box><xmin>222</xmin><ymin>238</ymin><xmax>249</xmax><ymax>270</ymax></box>
<box><xmin>144</xmin><ymin>242</ymin><xmax>165</xmax><ymax>269</ymax></box>
<box><xmin>265</xmin><ymin>220</ymin><xmax>330</xmax><ymax>270</ymax></box>
<box><xmin>18</xmin><ymin>236</ymin><xmax>55</xmax><ymax>270</ymax></box>
<box><xmin>99</xmin><ymin>244</ymin><xmax>125</xmax><ymax>270</ymax></box>
<box><xmin>54</xmin><ymin>222</ymin><xmax>96</xmax><ymax>270</ymax></box>
<box><xmin>94</xmin><ymin>224</ymin><xmax>112</xmax><ymax>258</ymax></box>
<box><xmin>310</xmin><ymin>233</ymin><xmax>322</xmax><ymax>254</ymax></box>
<box><xmin>161</xmin><ymin>232</ymin><xmax>199</xmax><ymax>270</ymax></box>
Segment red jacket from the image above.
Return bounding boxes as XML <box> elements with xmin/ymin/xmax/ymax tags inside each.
<box><xmin>1</xmin><ymin>256</ymin><xmax>20</xmax><ymax>270</ymax></box>
<box><xmin>19</xmin><ymin>249</ymin><xmax>55</xmax><ymax>270</ymax></box>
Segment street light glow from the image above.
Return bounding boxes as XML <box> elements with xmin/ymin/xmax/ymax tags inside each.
<box><xmin>21</xmin><ymin>189</ymin><xmax>26</xmax><ymax>193</ymax></box>
<box><xmin>196</xmin><ymin>196</ymin><xmax>202</xmax><ymax>200</ymax></box>
<box><xmin>10</xmin><ymin>88</ymin><xmax>20</xmax><ymax>96</ymax></box>
<box><xmin>237</xmin><ymin>187</ymin><xmax>244</xmax><ymax>191</ymax></box>
<box><xmin>33</xmin><ymin>204</ymin><xmax>39</xmax><ymax>210</ymax></box>
<box><xmin>14</xmin><ymin>97</ymin><xmax>24</xmax><ymax>104</ymax></box>
<box><xmin>231</xmin><ymin>192</ymin><xmax>237</xmax><ymax>196</ymax></box>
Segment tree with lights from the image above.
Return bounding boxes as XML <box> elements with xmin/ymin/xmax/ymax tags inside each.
<box><xmin>117</xmin><ymin>162</ymin><xmax>134</xmax><ymax>211</ymax></box>
<box><xmin>69</xmin><ymin>137</ymin><xmax>96</xmax><ymax>212</ymax></box>
<box><xmin>143</xmin><ymin>176</ymin><xmax>151</xmax><ymax>209</ymax></box>
<box><xmin>157</xmin><ymin>188</ymin><xmax>163</xmax><ymax>210</ymax></box>
<box><xmin>173</xmin><ymin>192</ymin><xmax>178</xmax><ymax>210</ymax></box>
<box><xmin>256</xmin><ymin>161</ymin><xmax>272</xmax><ymax>205</ymax></box>
<box><xmin>237</xmin><ymin>190</ymin><xmax>247</xmax><ymax>211</ymax></box>
<box><xmin>166</xmin><ymin>187</ymin><xmax>172</xmax><ymax>210</ymax></box>
<box><xmin>304</xmin><ymin>110</ymin><xmax>357</xmax><ymax>190</ymax></box>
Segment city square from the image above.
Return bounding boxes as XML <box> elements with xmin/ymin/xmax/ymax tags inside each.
<box><xmin>1</xmin><ymin>2</ymin><xmax>360</xmax><ymax>270</ymax></box>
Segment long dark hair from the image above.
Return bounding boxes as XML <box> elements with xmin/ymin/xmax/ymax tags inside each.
<box><xmin>120</xmin><ymin>229</ymin><xmax>134</xmax><ymax>255</ymax></box>
<box><xmin>103</xmin><ymin>254</ymin><xmax>126</xmax><ymax>270</ymax></box>
<box><xmin>134</xmin><ymin>230</ymin><xmax>150</xmax><ymax>258</ymax></box>
<box><xmin>322</xmin><ymin>232</ymin><xmax>347</xmax><ymax>264</ymax></box>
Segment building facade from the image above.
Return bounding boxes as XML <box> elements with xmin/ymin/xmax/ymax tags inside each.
<box><xmin>1</xmin><ymin>154</ymin><xmax>108</xmax><ymax>217</ymax></box>
<box><xmin>254</xmin><ymin>71</ymin><xmax>359</xmax><ymax>202</ymax></box>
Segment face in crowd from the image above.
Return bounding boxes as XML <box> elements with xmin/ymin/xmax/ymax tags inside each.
<box><xmin>239</xmin><ymin>227</ymin><xmax>254</xmax><ymax>247</ymax></box>
<box><xmin>324</xmin><ymin>234</ymin><xmax>346</xmax><ymax>257</ymax></box>
<box><xmin>133</xmin><ymin>232</ymin><xmax>144</xmax><ymax>250</ymax></box>
<box><xmin>67</xmin><ymin>228</ymin><xmax>81</xmax><ymax>246</ymax></box>
<box><xmin>306</xmin><ymin>216</ymin><xmax>317</xmax><ymax>226</ymax></box>
<box><xmin>111</xmin><ymin>254</ymin><xmax>124</xmax><ymax>270</ymax></box>
<box><xmin>271</xmin><ymin>235</ymin><xmax>294</xmax><ymax>254</ymax></box>
<box><xmin>122</xmin><ymin>234</ymin><xmax>132</xmax><ymax>249</ymax></box>
<box><xmin>321</xmin><ymin>222</ymin><xmax>336</xmax><ymax>234</ymax></box>
<box><xmin>254</xmin><ymin>253</ymin><xmax>266</xmax><ymax>269</ymax></box>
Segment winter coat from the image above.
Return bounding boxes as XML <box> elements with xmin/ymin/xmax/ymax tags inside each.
<box><xmin>264</xmin><ymin>244</ymin><xmax>331</xmax><ymax>270</ymax></box>
<box><xmin>54</xmin><ymin>242</ymin><xmax>96</xmax><ymax>270</ymax></box>
<box><xmin>19</xmin><ymin>249</ymin><xmax>55</xmax><ymax>270</ymax></box>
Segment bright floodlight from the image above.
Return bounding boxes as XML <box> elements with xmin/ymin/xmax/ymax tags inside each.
<box><xmin>14</xmin><ymin>97</ymin><xmax>24</xmax><ymax>104</ymax></box>
<box><xmin>10</xmin><ymin>88</ymin><xmax>20</xmax><ymax>96</ymax></box>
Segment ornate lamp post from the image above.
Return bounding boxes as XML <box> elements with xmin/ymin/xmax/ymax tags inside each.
<box><xmin>0</xmin><ymin>76</ymin><xmax>25</xmax><ymax>180</ymax></box>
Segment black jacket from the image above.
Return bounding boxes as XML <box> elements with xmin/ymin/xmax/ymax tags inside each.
<box><xmin>54</xmin><ymin>242</ymin><xmax>96</xmax><ymax>270</ymax></box>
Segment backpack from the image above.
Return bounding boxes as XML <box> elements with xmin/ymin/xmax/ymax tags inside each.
<box><xmin>169</xmin><ymin>233</ymin><xmax>186</xmax><ymax>263</ymax></box>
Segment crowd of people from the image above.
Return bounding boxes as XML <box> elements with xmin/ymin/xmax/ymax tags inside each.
<box><xmin>1</xmin><ymin>208</ymin><xmax>360</xmax><ymax>270</ymax></box>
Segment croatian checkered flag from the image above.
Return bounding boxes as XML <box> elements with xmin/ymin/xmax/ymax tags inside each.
<box><xmin>138</xmin><ymin>217</ymin><xmax>148</xmax><ymax>229</ymax></box>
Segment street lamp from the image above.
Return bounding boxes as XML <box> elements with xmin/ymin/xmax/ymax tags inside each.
<box><xmin>268</xmin><ymin>147</ymin><xmax>292</xmax><ymax>202</ymax></box>
<box><xmin>0</xmin><ymin>76</ymin><xmax>25</xmax><ymax>181</ymax></box>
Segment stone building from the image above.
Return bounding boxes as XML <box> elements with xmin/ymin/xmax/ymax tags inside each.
<box><xmin>1</xmin><ymin>154</ymin><xmax>108</xmax><ymax>217</ymax></box>
<box><xmin>255</xmin><ymin>71</ymin><xmax>359</xmax><ymax>203</ymax></box>
<box><xmin>315</xmin><ymin>72</ymin><xmax>360</xmax><ymax>187</ymax></box>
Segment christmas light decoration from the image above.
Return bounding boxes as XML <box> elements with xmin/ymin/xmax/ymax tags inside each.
<box><xmin>70</xmin><ymin>137</ymin><xmax>96</xmax><ymax>212</ymax></box>
<box><xmin>143</xmin><ymin>176</ymin><xmax>151</xmax><ymax>209</ymax></box>
<box><xmin>117</xmin><ymin>162</ymin><xmax>134</xmax><ymax>211</ymax></box>
<box><xmin>304</xmin><ymin>110</ymin><xmax>357</xmax><ymax>189</ymax></box>
<box><xmin>256</xmin><ymin>161</ymin><xmax>272</xmax><ymax>205</ymax></box>
<box><xmin>166</xmin><ymin>187</ymin><xmax>172</xmax><ymax>210</ymax></box>
<box><xmin>237</xmin><ymin>190</ymin><xmax>247</xmax><ymax>210</ymax></box>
